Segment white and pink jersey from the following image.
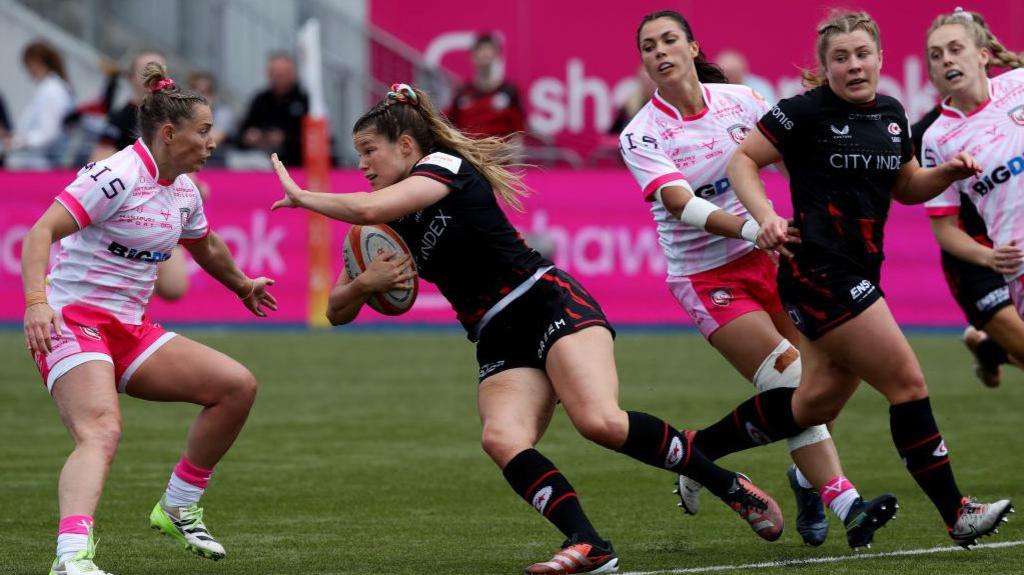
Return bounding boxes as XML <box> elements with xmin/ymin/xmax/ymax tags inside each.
<box><xmin>50</xmin><ymin>140</ymin><xmax>209</xmax><ymax>324</ymax></box>
<box><xmin>922</xmin><ymin>68</ymin><xmax>1024</xmax><ymax>282</ymax></box>
<box><xmin>620</xmin><ymin>83</ymin><xmax>770</xmax><ymax>276</ymax></box>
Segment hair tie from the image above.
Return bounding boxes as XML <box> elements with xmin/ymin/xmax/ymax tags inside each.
<box><xmin>952</xmin><ymin>7</ymin><xmax>974</xmax><ymax>22</ymax></box>
<box><xmin>150</xmin><ymin>78</ymin><xmax>175</xmax><ymax>93</ymax></box>
<box><xmin>387</xmin><ymin>83</ymin><xmax>418</xmax><ymax>106</ymax></box>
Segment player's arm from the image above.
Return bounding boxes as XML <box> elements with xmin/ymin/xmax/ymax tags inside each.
<box><xmin>270</xmin><ymin>153</ymin><xmax>448</xmax><ymax>224</ymax></box>
<box><xmin>892</xmin><ymin>153</ymin><xmax>982</xmax><ymax>205</ymax></box>
<box><xmin>930</xmin><ymin>215</ymin><xmax>1023</xmax><ymax>274</ymax></box>
<box><xmin>21</xmin><ymin>203</ymin><xmax>81</xmax><ymax>355</ymax></box>
<box><xmin>728</xmin><ymin>128</ymin><xmax>793</xmax><ymax>254</ymax></box>
<box><xmin>326</xmin><ymin>253</ymin><xmax>416</xmax><ymax>326</ymax></box>
<box><xmin>184</xmin><ymin>232</ymin><xmax>277</xmax><ymax>317</ymax></box>
<box><xmin>658</xmin><ymin>185</ymin><xmax>760</xmax><ymax>243</ymax></box>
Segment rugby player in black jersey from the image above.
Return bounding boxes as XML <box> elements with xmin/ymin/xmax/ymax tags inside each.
<box><xmin>917</xmin><ymin>9</ymin><xmax>1024</xmax><ymax>388</ymax></box>
<box><xmin>270</xmin><ymin>84</ymin><xmax>788</xmax><ymax>574</ymax></box>
<box><xmin>696</xmin><ymin>10</ymin><xmax>1011</xmax><ymax>548</ymax></box>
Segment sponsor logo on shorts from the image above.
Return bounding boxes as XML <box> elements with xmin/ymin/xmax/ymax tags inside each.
<box><xmin>745</xmin><ymin>422</ymin><xmax>772</xmax><ymax>445</ymax></box>
<box><xmin>79</xmin><ymin>326</ymin><xmax>102</xmax><ymax>341</ymax></box>
<box><xmin>849</xmin><ymin>279</ymin><xmax>876</xmax><ymax>302</ymax></box>
<box><xmin>532</xmin><ymin>485</ymin><xmax>553</xmax><ymax>514</ymax></box>
<box><xmin>933</xmin><ymin>440</ymin><xmax>949</xmax><ymax>457</ymax></box>
<box><xmin>664</xmin><ymin>436</ymin><xmax>685</xmax><ymax>468</ymax></box>
<box><xmin>1009</xmin><ymin>105</ymin><xmax>1024</xmax><ymax>126</ymax></box>
<box><xmin>710</xmin><ymin>288</ymin><xmax>733</xmax><ymax>307</ymax></box>
<box><xmin>976</xmin><ymin>286</ymin><xmax>1010</xmax><ymax>312</ymax></box>
<box><xmin>479</xmin><ymin>360</ymin><xmax>506</xmax><ymax>379</ymax></box>
<box><xmin>537</xmin><ymin>318</ymin><xmax>568</xmax><ymax>359</ymax></box>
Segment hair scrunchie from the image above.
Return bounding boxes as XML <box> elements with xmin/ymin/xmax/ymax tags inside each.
<box><xmin>150</xmin><ymin>78</ymin><xmax>176</xmax><ymax>93</ymax></box>
<box><xmin>952</xmin><ymin>7</ymin><xmax>974</xmax><ymax>22</ymax></box>
<box><xmin>387</xmin><ymin>83</ymin><xmax>418</xmax><ymax>105</ymax></box>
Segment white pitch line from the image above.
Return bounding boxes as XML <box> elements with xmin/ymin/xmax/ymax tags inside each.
<box><xmin>616</xmin><ymin>540</ymin><xmax>1024</xmax><ymax>575</ymax></box>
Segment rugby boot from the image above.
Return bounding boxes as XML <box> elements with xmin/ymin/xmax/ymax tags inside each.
<box><xmin>949</xmin><ymin>497</ymin><xmax>1014</xmax><ymax>548</ymax></box>
<box><xmin>673</xmin><ymin>474</ymin><xmax>702</xmax><ymax>516</ymax></box>
<box><xmin>150</xmin><ymin>496</ymin><xmax>226</xmax><ymax>560</ymax></box>
<box><xmin>844</xmin><ymin>493</ymin><xmax>898</xmax><ymax>550</ymax></box>
<box><xmin>721</xmin><ymin>473</ymin><xmax>784</xmax><ymax>541</ymax></box>
<box><xmin>786</xmin><ymin>465</ymin><xmax>828</xmax><ymax>546</ymax></box>
<box><xmin>524</xmin><ymin>535</ymin><xmax>618</xmax><ymax>574</ymax></box>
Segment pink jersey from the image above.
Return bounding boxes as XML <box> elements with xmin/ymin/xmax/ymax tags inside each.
<box><xmin>620</xmin><ymin>83</ymin><xmax>770</xmax><ymax>276</ymax></box>
<box><xmin>922</xmin><ymin>68</ymin><xmax>1024</xmax><ymax>281</ymax></box>
<box><xmin>50</xmin><ymin>140</ymin><xmax>209</xmax><ymax>324</ymax></box>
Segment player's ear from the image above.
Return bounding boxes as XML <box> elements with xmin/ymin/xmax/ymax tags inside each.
<box><xmin>159</xmin><ymin>122</ymin><xmax>175</xmax><ymax>144</ymax></box>
<box><xmin>398</xmin><ymin>133</ymin><xmax>416</xmax><ymax>157</ymax></box>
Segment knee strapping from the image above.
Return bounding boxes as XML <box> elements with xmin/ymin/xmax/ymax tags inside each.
<box><xmin>753</xmin><ymin>340</ymin><xmax>831</xmax><ymax>452</ymax></box>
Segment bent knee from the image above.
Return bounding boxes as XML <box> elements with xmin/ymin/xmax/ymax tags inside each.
<box><xmin>793</xmin><ymin>391</ymin><xmax>843</xmax><ymax>427</ymax></box>
<box><xmin>571</xmin><ymin>410</ymin><xmax>628</xmax><ymax>448</ymax></box>
<box><xmin>885</xmin><ymin>368</ymin><xmax>929</xmax><ymax>404</ymax></box>
<box><xmin>481</xmin><ymin>425</ymin><xmax>535</xmax><ymax>466</ymax></box>
<box><xmin>75</xmin><ymin>415</ymin><xmax>123</xmax><ymax>459</ymax></box>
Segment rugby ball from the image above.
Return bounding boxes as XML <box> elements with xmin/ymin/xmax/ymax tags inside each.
<box><xmin>343</xmin><ymin>224</ymin><xmax>418</xmax><ymax>315</ymax></box>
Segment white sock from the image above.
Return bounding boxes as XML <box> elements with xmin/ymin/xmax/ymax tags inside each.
<box><xmin>56</xmin><ymin>533</ymin><xmax>88</xmax><ymax>564</ymax></box>
<box><xmin>164</xmin><ymin>472</ymin><xmax>205</xmax><ymax>508</ymax></box>
<box><xmin>794</xmin><ymin>467</ymin><xmax>814</xmax><ymax>489</ymax></box>
<box><xmin>829</xmin><ymin>488</ymin><xmax>861</xmax><ymax>522</ymax></box>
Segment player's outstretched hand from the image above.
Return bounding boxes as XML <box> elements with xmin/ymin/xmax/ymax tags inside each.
<box><xmin>239</xmin><ymin>277</ymin><xmax>278</xmax><ymax>317</ymax></box>
<box><xmin>943</xmin><ymin>151</ymin><xmax>983</xmax><ymax>181</ymax></box>
<box><xmin>271</xmin><ymin>153</ymin><xmax>305</xmax><ymax>210</ymax></box>
<box><xmin>358</xmin><ymin>252</ymin><xmax>417</xmax><ymax>293</ymax></box>
<box><xmin>988</xmin><ymin>241</ymin><xmax>1023</xmax><ymax>275</ymax></box>
<box><xmin>24</xmin><ymin>303</ymin><xmax>61</xmax><ymax>355</ymax></box>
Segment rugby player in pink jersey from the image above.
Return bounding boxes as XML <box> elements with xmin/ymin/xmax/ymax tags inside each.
<box><xmin>21</xmin><ymin>63</ymin><xmax>276</xmax><ymax>575</ymax></box>
<box><xmin>921</xmin><ymin>8</ymin><xmax>1024</xmax><ymax>364</ymax></box>
<box><xmin>621</xmin><ymin>10</ymin><xmax>895</xmax><ymax>549</ymax></box>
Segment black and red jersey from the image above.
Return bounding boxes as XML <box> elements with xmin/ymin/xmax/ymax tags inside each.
<box><xmin>445</xmin><ymin>82</ymin><xmax>525</xmax><ymax>139</ymax></box>
<box><xmin>757</xmin><ymin>86</ymin><xmax>913</xmax><ymax>275</ymax></box>
<box><xmin>389</xmin><ymin>148</ymin><xmax>549</xmax><ymax>333</ymax></box>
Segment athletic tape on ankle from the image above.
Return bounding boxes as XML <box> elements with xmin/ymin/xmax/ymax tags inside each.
<box><xmin>752</xmin><ymin>340</ymin><xmax>831</xmax><ymax>452</ymax></box>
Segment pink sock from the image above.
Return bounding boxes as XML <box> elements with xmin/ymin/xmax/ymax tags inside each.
<box><xmin>58</xmin><ymin>515</ymin><xmax>93</xmax><ymax>535</ymax></box>
<box><xmin>57</xmin><ymin>516</ymin><xmax>93</xmax><ymax>563</ymax></box>
<box><xmin>165</xmin><ymin>455</ymin><xmax>214</xmax><ymax>508</ymax></box>
<box><xmin>820</xmin><ymin>475</ymin><xmax>860</xmax><ymax>521</ymax></box>
<box><xmin>173</xmin><ymin>455</ymin><xmax>213</xmax><ymax>488</ymax></box>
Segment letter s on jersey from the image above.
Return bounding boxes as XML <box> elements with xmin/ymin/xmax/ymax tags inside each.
<box><xmin>770</xmin><ymin>106</ymin><xmax>794</xmax><ymax>131</ymax></box>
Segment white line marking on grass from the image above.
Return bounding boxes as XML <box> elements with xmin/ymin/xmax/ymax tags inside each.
<box><xmin>617</xmin><ymin>540</ymin><xmax>1024</xmax><ymax>575</ymax></box>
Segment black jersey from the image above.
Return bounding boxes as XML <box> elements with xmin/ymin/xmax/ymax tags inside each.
<box><xmin>757</xmin><ymin>86</ymin><xmax>913</xmax><ymax>274</ymax></box>
<box><xmin>389</xmin><ymin>149</ymin><xmax>550</xmax><ymax>333</ymax></box>
<box><xmin>912</xmin><ymin>106</ymin><xmax>993</xmax><ymax>250</ymax></box>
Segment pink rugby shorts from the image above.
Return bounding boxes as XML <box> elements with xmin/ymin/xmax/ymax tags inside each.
<box><xmin>666</xmin><ymin>249</ymin><xmax>783</xmax><ymax>338</ymax></box>
<box><xmin>32</xmin><ymin>303</ymin><xmax>176</xmax><ymax>393</ymax></box>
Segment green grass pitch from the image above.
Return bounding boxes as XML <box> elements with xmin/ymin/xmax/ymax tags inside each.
<box><xmin>1</xmin><ymin>329</ymin><xmax>1021</xmax><ymax>574</ymax></box>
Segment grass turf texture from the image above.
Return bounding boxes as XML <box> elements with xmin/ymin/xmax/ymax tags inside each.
<box><xmin>0</xmin><ymin>330</ymin><xmax>1021</xmax><ymax>574</ymax></box>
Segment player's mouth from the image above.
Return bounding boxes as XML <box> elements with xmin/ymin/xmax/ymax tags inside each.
<box><xmin>945</xmin><ymin>69</ymin><xmax>964</xmax><ymax>81</ymax></box>
<box><xmin>366</xmin><ymin>173</ymin><xmax>377</xmax><ymax>184</ymax></box>
<box><xmin>657</xmin><ymin>62</ymin><xmax>675</xmax><ymax>74</ymax></box>
<box><xmin>846</xmin><ymin>78</ymin><xmax>868</xmax><ymax>88</ymax></box>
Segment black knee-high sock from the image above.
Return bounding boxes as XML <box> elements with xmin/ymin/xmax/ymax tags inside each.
<box><xmin>890</xmin><ymin>397</ymin><xmax>963</xmax><ymax>526</ymax></box>
<box><xmin>617</xmin><ymin>411</ymin><xmax>736</xmax><ymax>497</ymax></box>
<box><xmin>976</xmin><ymin>336</ymin><xmax>1010</xmax><ymax>366</ymax></box>
<box><xmin>502</xmin><ymin>449</ymin><xmax>604</xmax><ymax>544</ymax></box>
<box><xmin>692</xmin><ymin>387</ymin><xmax>807</xmax><ymax>461</ymax></box>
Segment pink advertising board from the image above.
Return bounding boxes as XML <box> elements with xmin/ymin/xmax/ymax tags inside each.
<box><xmin>369</xmin><ymin>0</ymin><xmax>1023</xmax><ymax>158</ymax></box>
<box><xmin>1</xmin><ymin>170</ymin><xmax>959</xmax><ymax>328</ymax></box>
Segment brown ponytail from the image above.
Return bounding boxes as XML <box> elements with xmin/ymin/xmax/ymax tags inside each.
<box><xmin>927</xmin><ymin>9</ymin><xmax>1023</xmax><ymax>70</ymax></box>
<box><xmin>353</xmin><ymin>84</ymin><xmax>529</xmax><ymax>212</ymax></box>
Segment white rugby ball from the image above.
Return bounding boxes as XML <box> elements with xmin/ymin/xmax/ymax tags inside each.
<box><xmin>343</xmin><ymin>224</ymin><xmax>418</xmax><ymax>316</ymax></box>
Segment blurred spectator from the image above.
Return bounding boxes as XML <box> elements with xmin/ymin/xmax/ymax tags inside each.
<box><xmin>91</xmin><ymin>49</ymin><xmax>167</xmax><ymax>160</ymax></box>
<box><xmin>5</xmin><ymin>41</ymin><xmax>74</xmax><ymax>170</ymax></box>
<box><xmin>189</xmin><ymin>71</ymin><xmax>233</xmax><ymax>167</ymax></box>
<box><xmin>446</xmin><ymin>34</ymin><xmax>525</xmax><ymax>140</ymax></box>
<box><xmin>0</xmin><ymin>92</ymin><xmax>10</xmax><ymax>165</ymax></box>
<box><xmin>609</xmin><ymin>65</ymin><xmax>656</xmax><ymax>135</ymax></box>
<box><xmin>237</xmin><ymin>52</ymin><xmax>308</xmax><ymax>166</ymax></box>
<box><xmin>714</xmin><ymin>49</ymin><xmax>777</xmax><ymax>103</ymax></box>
